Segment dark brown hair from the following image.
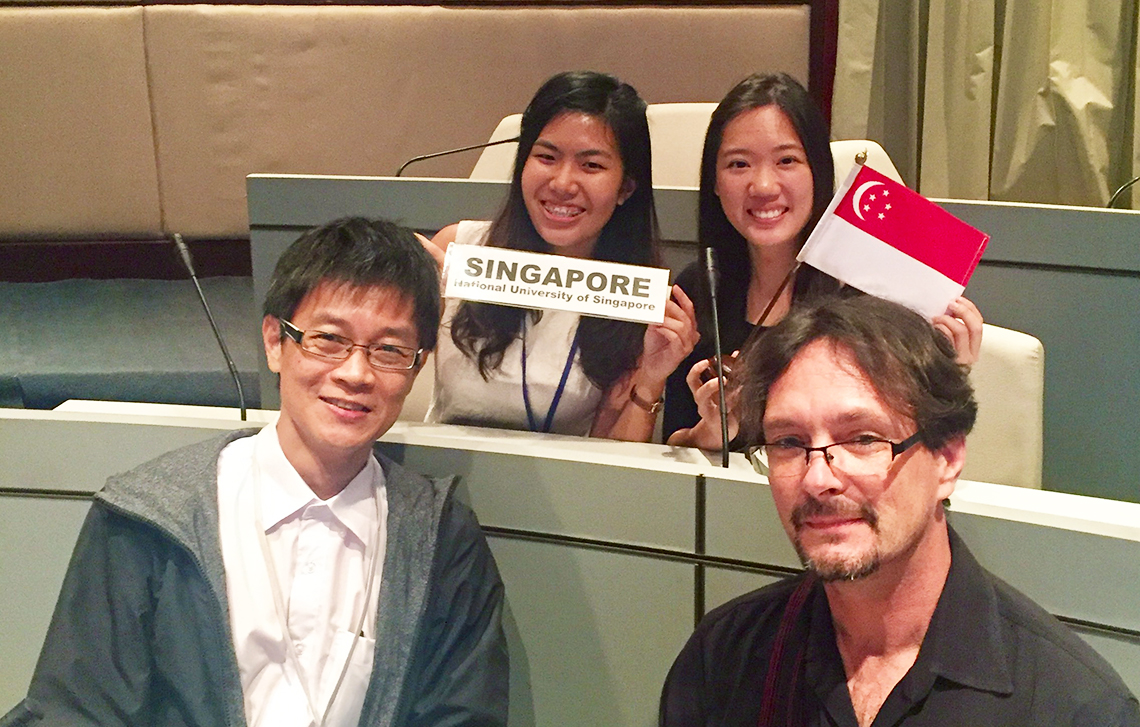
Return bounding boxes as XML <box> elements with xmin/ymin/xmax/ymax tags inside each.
<box><xmin>738</xmin><ymin>294</ymin><xmax>977</xmax><ymax>451</ymax></box>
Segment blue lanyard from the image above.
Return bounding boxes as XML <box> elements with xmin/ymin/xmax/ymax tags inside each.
<box><xmin>521</xmin><ymin>316</ymin><xmax>580</xmax><ymax>434</ymax></box>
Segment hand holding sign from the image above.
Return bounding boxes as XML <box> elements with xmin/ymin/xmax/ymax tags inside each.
<box><xmin>591</xmin><ymin>283</ymin><xmax>700</xmax><ymax>441</ymax></box>
<box><xmin>636</xmin><ymin>285</ymin><xmax>700</xmax><ymax>385</ymax></box>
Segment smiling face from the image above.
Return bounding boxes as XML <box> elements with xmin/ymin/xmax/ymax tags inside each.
<box><xmin>715</xmin><ymin>105</ymin><xmax>815</xmax><ymax>257</ymax></box>
<box><xmin>263</xmin><ymin>280</ymin><xmax>422</xmax><ymax>485</ymax></box>
<box><xmin>520</xmin><ymin>111</ymin><xmax>634</xmax><ymax>259</ymax></box>
<box><xmin>761</xmin><ymin>339</ymin><xmax>963</xmax><ymax>581</ymax></box>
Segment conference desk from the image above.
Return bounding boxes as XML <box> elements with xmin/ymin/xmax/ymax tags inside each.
<box><xmin>2</xmin><ymin>402</ymin><xmax>1138</xmax><ymax>725</ymax></box>
<box><xmin>248</xmin><ymin>175</ymin><xmax>1140</xmax><ymax>502</ymax></box>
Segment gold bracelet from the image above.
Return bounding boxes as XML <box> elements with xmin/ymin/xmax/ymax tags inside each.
<box><xmin>629</xmin><ymin>386</ymin><xmax>663</xmax><ymax>414</ymax></box>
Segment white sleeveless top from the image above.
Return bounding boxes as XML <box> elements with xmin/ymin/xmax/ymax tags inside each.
<box><xmin>426</xmin><ymin>220</ymin><xmax>604</xmax><ymax>436</ymax></box>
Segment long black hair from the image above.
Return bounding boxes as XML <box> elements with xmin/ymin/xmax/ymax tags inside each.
<box><xmin>695</xmin><ymin>72</ymin><xmax>838</xmax><ymax>336</ymax></box>
<box><xmin>450</xmin><ymin>70</ymin><xmax>659</xmax><ymax>390</ymax></box>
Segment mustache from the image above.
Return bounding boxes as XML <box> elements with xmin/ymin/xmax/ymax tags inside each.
<box><xmin>791</xmin><ymin>497</ymin><xmax>878</xmax><ymax>531</ymax></box>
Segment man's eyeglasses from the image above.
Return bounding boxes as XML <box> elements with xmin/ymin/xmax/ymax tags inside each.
<box><xmin>280</xmin><ymin>319</ymin><xmax>423</xmax><ymax>371</ymax></box>
<box><xmin>746</xmin><ymin>432</ymin><xmax>923</xmax><ymax>482</ymax></box>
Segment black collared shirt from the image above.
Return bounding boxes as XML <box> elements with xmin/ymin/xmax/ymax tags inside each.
<box><xmin>660</xmin><ymin>529</ymin><xmax>1140</xmax><ymax>726</ymax></box>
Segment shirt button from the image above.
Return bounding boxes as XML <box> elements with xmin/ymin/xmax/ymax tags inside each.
<box><xmin>303</xmin><ymin>562</ymin><xmax>316</xmax><ymax>574</ymax></box>
<box><xmin>296</xmin><ymin>643</ymin><xmax>305</xmax><ymax>655</ymax></box>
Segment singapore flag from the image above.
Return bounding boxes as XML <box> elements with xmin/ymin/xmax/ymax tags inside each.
<box><xmin>797</xmin><ymin>165</ymin><xmax>989</xmax><ymax>319</ymax></box>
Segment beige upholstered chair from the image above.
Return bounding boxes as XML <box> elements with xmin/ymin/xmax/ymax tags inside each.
<box><xmin>467</xmin><ymin>113</ymin><xmax>523</xmax><ymax>182</ymax></box>
<box><xmin>829</xmin><ymin>139</ymin><xmax>904</xmax><ymax>187</ymax></box>
<box><xmin>469</xmin><ymin>103</ymin><xmax>719</xmax><ymax>187</ymax></box>
<box><xmin>963</xmin><ymin>324</ymin><xmax>1045</xmax><ymax>488</ymax></box>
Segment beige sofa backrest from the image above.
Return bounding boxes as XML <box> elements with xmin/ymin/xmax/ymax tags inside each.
<box><xmin>0</xmin><ymin>4</ymin><xmax>810</xmax><ymax>241</ymax></box>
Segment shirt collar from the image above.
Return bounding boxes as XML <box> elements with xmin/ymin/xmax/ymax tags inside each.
<box><xmin>911</xmin><ymin>525</ymin><xmax>1014</xmax><ymax>695</ymax></box>
<box><xmin>254</xmin><ymin>423</ymin><xmax>384</xmax><ymax>546</ymax></box>
<box><xmin>804</xmin><ymin>525</ymin><xmax>1015</xmax><ymax>722</ymax></box>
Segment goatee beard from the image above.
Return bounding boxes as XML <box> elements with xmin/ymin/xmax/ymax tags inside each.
<box><xmin>791</xmin><ymin>497</ymin><xmax>880</xmax><ymax>582</ymax></box>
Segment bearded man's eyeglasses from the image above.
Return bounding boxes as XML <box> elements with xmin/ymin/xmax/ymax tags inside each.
<box><xmin>747</xmin><ymin>432</ymin><xmax>923</xmax><ymax>482</ymax></box>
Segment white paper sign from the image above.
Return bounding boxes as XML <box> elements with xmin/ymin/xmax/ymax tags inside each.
<box><xmin>442</xmin><ymin>244</ymin><xmax>671</xmax><ymax>324</ymax></box>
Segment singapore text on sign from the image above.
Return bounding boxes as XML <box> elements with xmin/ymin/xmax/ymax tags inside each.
<box><xmin>443</xmin><ymin>244</ymin><xmax>671</xmax><ymax>324</ymax></box>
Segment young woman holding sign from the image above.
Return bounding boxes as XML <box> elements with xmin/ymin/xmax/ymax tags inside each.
<box><xmin>664</xmin><ymin>73</ymin><xmax>983</xmax><ymax>449</ymax></box>
<box><xmin>423</xmin><ymin>71</ymin><xmax>699</xmax><ymax>440</ymax></box>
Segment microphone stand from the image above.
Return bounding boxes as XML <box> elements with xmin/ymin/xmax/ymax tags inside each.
<box><xmin>703</xmin><ymin>248</ymin><xmax>730</xmax><ymax>468</ymax></box>
<box><xmin>173</xmin><ymin>234</ymin><xmax>247</xmax><ymax>421</ymax></box>
<box><xmin>1107</xmin><ymin>176</ymin><xmax>1140</xmax><ymax>208</ymax></box>
<box><xmin>395</xmin><ymin>136</ymin><xmax>521</xmax><ymax>177</ymax></box>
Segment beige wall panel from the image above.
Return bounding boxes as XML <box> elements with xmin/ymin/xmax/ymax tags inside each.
<box><xmin>0</xmin><ymin>7</ymin><xmax>160</xmax><ymax>238</ymax></box>
<box><xmin>144</xmin><ymin>5</ymin><xmax>809</xmax><ymax>237</ymax></box>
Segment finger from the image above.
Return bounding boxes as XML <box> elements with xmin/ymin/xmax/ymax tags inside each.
<box><xmin>949</xmin><ymin>296</ymin><xmax>982</xmax><ymax>322</ymax></box>
<box><xmin>664</xmin><ymin>290</ymin><xmax>700</xmax><ymax>346</ymax></box>
<box><xmin>932</xmin><ymin>315</ymin><xmax>964</xmax><ymax>345</ymax></box>
<box><xmin>694</xmin><ymin>379</ymin><xmax>723</xmax><ymax>418</ymax></box>
<box><xmin>932</xmin><ymin>315</ymin><xmax>972</xmax><ymax>362</ymax></box>
<box><xmin>415</xmin><ymin>232</ymin><xmax>445</xmax><ymax>268</ymax></box>
<box><xmin>951</xmin><ymin>296</ymin><xmax>984</xmax><ymax>358</ymax></box>
<box><xmin>656</xmin><ymin>301</ymin><xmax>700</xmax><ymax>350</ymax></box>
<box><xmin>686</xmin><ymin>358</ymin><xmax>712</xmax><ymax>392</ymax></box>
<box><xmin>671</xmin><ymin>284</ymin><xmax>697</xmax><ymax>318</ymax></box>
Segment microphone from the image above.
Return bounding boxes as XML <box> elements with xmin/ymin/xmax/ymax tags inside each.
<box><xmin>1107</xmin><ymin>176</ymin><xmax>1140</xmax><ymax>208</ymax></box>
<box><xmin>395</xmin><ymin>136</ymin><xmax>521</xmax><ymax>177</ymax></box>
<box><xmin>172</xmin><ymin>234</ymin><xmax>247</xmax><ymax>421</ymax></box>
<box><xmin>703</xmin><ymin>248</ymin><xmax>730</xmax><ymax>468</ymax></box>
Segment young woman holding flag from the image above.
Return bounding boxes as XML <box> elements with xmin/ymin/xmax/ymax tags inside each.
<box><xmin>664</xmin><ymin>73</ymin><xmax>982</xmax><ymax>449</ymax></box>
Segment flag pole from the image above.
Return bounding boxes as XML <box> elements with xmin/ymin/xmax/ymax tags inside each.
<box><xmin>755</xmin><ymin>262</ymin><xmax>800</xmax><ymax>328</ymax></box>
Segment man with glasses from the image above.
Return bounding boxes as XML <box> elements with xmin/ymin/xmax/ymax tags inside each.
<box><xmin>4</xmin><ymin>218</ymin><xmax>507</xmax><ymax>727</ymax></box>
<box><xmin>660</xmin><ymin>294</ymin><xmax>1138</xmax><ymax>726</ymax></box>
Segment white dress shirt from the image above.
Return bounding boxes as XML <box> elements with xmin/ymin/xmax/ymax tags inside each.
<box><xmin>216</xmin><ymin>423</ymin><xmax>388</xmax><ymax>727</ymax></box>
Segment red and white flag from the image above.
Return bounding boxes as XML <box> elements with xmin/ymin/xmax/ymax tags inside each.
<box><xmin>797</xmin><ymin>165</ymin><xmax>989</xmax><ymax>319</ymax></box>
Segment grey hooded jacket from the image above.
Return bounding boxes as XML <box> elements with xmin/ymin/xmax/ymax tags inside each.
<box><xmin>2</xmin><ymin>430</ymin><xmax>508</xmax><ymax>727</ymax></box>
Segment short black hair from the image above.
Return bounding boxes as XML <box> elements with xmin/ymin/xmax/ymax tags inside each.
<box><xmin>738</xmin><ymin>295</ymin><xmax>977</xmax><ymax>451</ymax></box>
<box><xmin>262</xmin><ymin>217</ymin><xmax>441</xmax><ymax>350</ymax></box>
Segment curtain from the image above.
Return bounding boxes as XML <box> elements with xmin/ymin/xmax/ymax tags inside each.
<box><xmin>832</xmin><ymin>0</ymin><xmax>1140</xmax><ymax>209</ymax></box>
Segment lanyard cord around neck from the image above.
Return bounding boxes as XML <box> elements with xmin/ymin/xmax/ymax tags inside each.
<box><xmin>520</xmin><ymin>315</ymin><xmax>580</xmax><ymax>434</ymax></box>
<box><xmin>250</xmin><ymin>449</ymin><xmax>381</xmax><ymax>727</ymax></box>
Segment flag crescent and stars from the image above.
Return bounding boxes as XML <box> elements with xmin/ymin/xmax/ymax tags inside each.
<box><xmin>851</xmin><ymin>180</ymin><xmax>885</xmax><ymax>221</ymax></box>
